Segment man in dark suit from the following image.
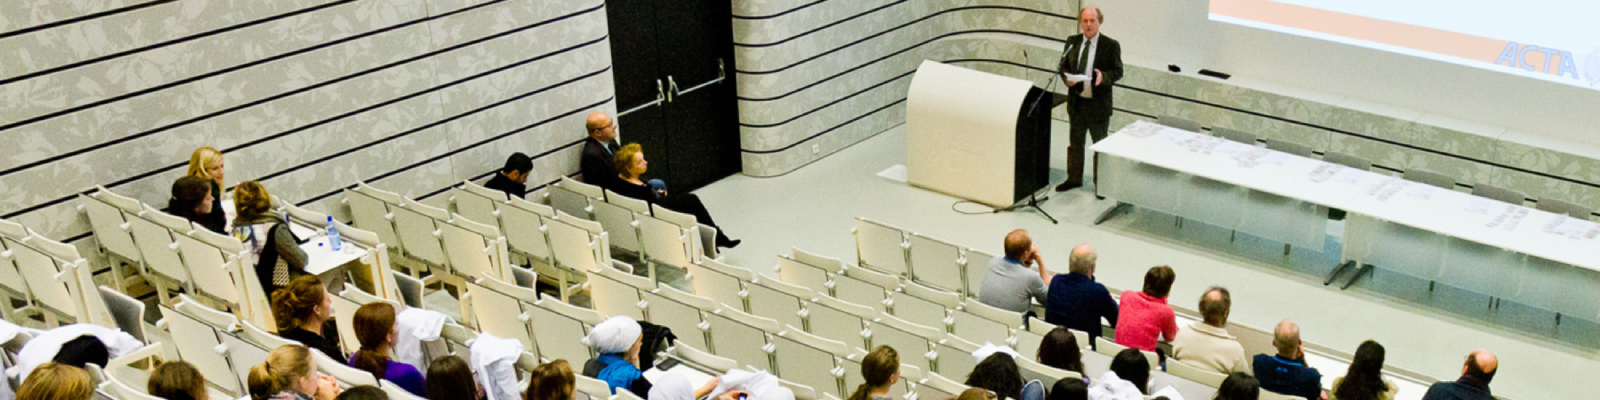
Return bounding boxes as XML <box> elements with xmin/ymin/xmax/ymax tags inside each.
<box><xmin>484</xmin><ymin>152</ymin><xmax>532</xmax><ymax>198</ymax></box>
<box><xmin>581</xmin><ymin>112</ymin><xmax>623</xmax><ymax>190</ymax></box>
<box><xmin>1421</xmin><ymin>349</ymin><xmax>1497</xmax><ymax>400</ymax></box>
<box><xmin>1055</xmin><ymin>7</ymin><xmax>1123</xmax><ymax>192</ymax></box>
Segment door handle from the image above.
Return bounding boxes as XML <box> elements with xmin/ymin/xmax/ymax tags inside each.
<box><xmin>676</xmin><ymin>58</ymin><xmax>726</xmax><ymax>97</ymax></box>
<box><xmin>666</xmin><ymin>76</ymin><xmax>679</xmax><ymax>103</ymax></box>
<box><xmin>618</xmin><ymin>79</ymin><xmax>666</xmax><ymax>117</ymax></box>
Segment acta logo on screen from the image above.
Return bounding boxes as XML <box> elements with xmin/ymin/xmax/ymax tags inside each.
<box><xmin>1492</xmin><ymin>43</ymin><xmax>1599</xmax><ymax>86</ymax></box>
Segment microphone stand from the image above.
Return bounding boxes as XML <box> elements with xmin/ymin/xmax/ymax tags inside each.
<box><xmin>996</xmin><ymin>50</ymin><xmax>1068</xmax><ymax>224</ymax></box>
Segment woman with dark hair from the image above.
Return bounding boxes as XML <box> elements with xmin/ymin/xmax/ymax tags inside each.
<box><xmin>349</xmin><ymin>303</ymin><xmax>425</xmax><ymax>396</ymax></box>
<box><xmin>608</xmin><ymin>143</ymin><xmax>739</xmax><ymax>248</ymax></box>
<box><xmin>169</xmin><ymin>176</ymin><xmax>224</xmax><ymax>234</ymax></box>
<box><xmin>1113</xmin><ymin>266</ymin><xmax>1178</xmax><ymax>353</ymax></box>
<box><xmin>1331</xmin><ymin>341</ymin><xmax>1394</xmax><ymax>400</ymax></box>
<box><xmin>428</xmin><ymin>356</ymin><xmax>484</xmax><ymax>400</ymax></box>
<box><xmin>1037</xmin><ymin>327</ymin><xmax>1086</xmax><ymax>378</ymax></box>
<box><xmin>1047</xmin><ymin>378</ymin><xmax>1089</xmax><ymax>400</ymax></box>
<box><xmin>1088</xmin><ymin>348</ymin><xmax>1149</xmax><ymax>400</ymax></box>
<box><xmin>1214</xmin><ymin>373</ymin><xmax>1259</xmax><ymax>400</ymax></box>
<box><xmin>184</xmin><ymin>146</ymin><xmax>229</xmax><ymax>234</ymax></box>
<box><xmin>965</xmin><ymin>353</ymin><xmax>1023</xmax><ymax>400</ymax></box>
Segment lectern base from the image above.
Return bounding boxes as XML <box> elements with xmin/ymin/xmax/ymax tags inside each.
<box><xmin>995</xmin><ymin>191</ymin><xmax>1059</xmax><ymax>224</ymax></box>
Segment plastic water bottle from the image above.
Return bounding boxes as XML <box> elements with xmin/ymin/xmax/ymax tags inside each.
<box><xmin>326</xmin><ymin>216</ymin><xmax>342</xmax><ymax>252</ymax></box>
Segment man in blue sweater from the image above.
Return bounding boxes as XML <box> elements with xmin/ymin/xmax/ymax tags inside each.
<box><xmin>1253</xmin><ymin>319</ymin><xmax>1324</xmax><ymax>400</ymax></box>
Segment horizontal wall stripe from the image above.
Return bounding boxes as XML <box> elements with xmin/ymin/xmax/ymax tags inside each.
<box><xmin>730</xmin><ymin>0</ymin><xmax>831</xmax><ymax>20</ymax></box>
<box><xmin>740</xmin><ymin>69</ymin><xmax>915</xmax><ymax>129</ymax></box>
<box><xmin>0</xmin><ymin>0</ymin><xmax>175</xmax><ymax>40</ymax></box>
<box><xmin>297</xmin><ymin>96</ymin><xmax>613</xmax><ymax>206</ymax></box>
<box><xmin>733</xmin><ymin>7</ymin><xmax>1071</xmax><ymax>74</ymax></box>
<box><xmin>0</xmin><ymin>40</ymin><xmax>610</xmax><ymax>221</ymax></box>
<box><xmin>0</xmin><ymin>3</ymin><xmax>607</xmax><ymax>181</ymax></box>
<box><xmin>740</xmin><ymin>98</ymin><xmax>905</xmax><ymax>155</ymax></box>
<box><xmin>736</xmin><ymin>4</ymin><xmax>1075</xmax><ymax>48</ymax></box>
<box><xmin>0</xmin><ymin>0</ymin><xmax>358</xmax><ymax>86</ymax></box>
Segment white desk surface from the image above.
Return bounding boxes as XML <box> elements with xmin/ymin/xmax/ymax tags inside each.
<box><xmin>299</xmin><ymin>235</ymin><xmax>366</xmax><ymax>276</ymax></box>
<box><xmin>1092</xmin><ymin>121</ymin><xmax>1600</xmax><ymax>270</ymax></box>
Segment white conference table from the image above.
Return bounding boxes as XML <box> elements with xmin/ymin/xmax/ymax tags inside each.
<box><xmin>1093</xmin><ymin>121</ymin><xmax>1600</xmax><ymax>319</ymax></box>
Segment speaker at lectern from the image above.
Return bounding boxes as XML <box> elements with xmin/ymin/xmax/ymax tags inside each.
<box><xmin>905</xmin><ymin>60</ymin><xmax>1064</xmax><ymax>208</ymax></box>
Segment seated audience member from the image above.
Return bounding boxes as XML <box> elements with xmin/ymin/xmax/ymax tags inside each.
<box><xmin>1331</xmin><ymin>341</ymin><xmax>1396</xmax><ymax>400</ymax></box>
<box><xmin>608</xmin><ymin>143</ymin><xmax>740</xmax><ymax>248</ymax></box>
<box><xmin>965</xmin><ymin>353</ymin><xmax>1024</xmax><ymax>400</ymax></box>
<box><xmin>350</xmin><ymin>303</ymin><xmax>426</xmax><ymax>396</ymax></box>
<box><xmin>14</xmin><ymin>324</ymin><xmax>141</xmax><ymax>384</ymax></box>
<box><xmin>648</xmin><ymin>373</ymin><xmax>721</xmax><ymax>400</ymax></box>
<box><xmin>273</xmin><ymin>276</ymin><xmax>345</xmax><ymax>361</ymax></box>
<box><xmin>1044</xmin><ymin>244</ymin><xmax>1117</xmax><ymax>344</ymax></box>
<box><xmin>247</xmin><ymin>344</ymin><xmax>341</xmax><ymax>400</ymax></box>
<box><xmin>845</xmin><ymin>346</ymin><xmax>900</xmax><ymax>400</ymax></box>
<box><xmin>977</xmin><ymin>229</ymin><xmax>1050</xmax><ymax>313</ymax></box>
<box><xmin>1214</xmin><ymin>373</ymin><xmax>1260</xmax><ymax>400</ymax></box>
<box><xmin>233</xmin><ymin>181</ymin><xmax>308</xmax><ymax>295</ymax></box>
<box><xmin>1089</xmin><ymin>349</ymin><xmax>1149</xmax><ymax>400</ymax></box>
<box><xmin>17</xmin><ymin>362</ymin><xmax>93</xmax><ymax>400</ymax></box>
<box><xmin>169</xmin><ymin>176</ymin><xmax>224</xmax><ymax>234</ymax></box>
<box><xmin>50</xmin><ymin>335</ymin><xmax>109</xmax><ymax>370</ymax></box>
<box><xmin>186</xmin><ymin>146</ymin><xmax>229</xmax><ymax>233</ymax></box>
<box><xmin>581</xmin><ymin>112</ymin><xmax>625</xmax><ymax>190</ymax></box>
<box><xmin>1113</xmin><ymin>266</ymin><xmax>1178</xmax><ymax>353</ymax></box>
<box><xmin>428</xmin><ymin>355</ymin><xmax>485</xmax><ymax>400</ymax></box>
<box><xmin>150</xmin><ymin>361</ymin><xmax>209</xmax><ymax>400</ymax></box>
<box><xmin>526</xmin><ymin>359</ymin><xmax>576</xmax><ymax>400</ymax></box>
<box><xmin>1253</xmin><ymin>320</ymin><xmax>1323</xmax><ymax>400</ymax></box>
<box><xmin>334</xmin><ymin>386</ymin><xmax>388</xmax><ymax>400</ymax></box>
<box><xmin>958</xmin><ymin>388</ymin><xmax>998</xmax><ymax>400</ymax></box>
<box><xmin>1171</xmin><ymin>286</ymin><xmax>1249</xmax><ymax>375</ymax></box>
<box><xmin>484</xmin><ymin>153</ymin><xmax>533</xmax><ymax>199</ymax></box>
<box><xmin>1049</xmin><ymin>378</ymin><xmax>1089</xmax><ymax>400</ymax></box>
<box><xmin>1419</xmin><ymin>349</ymin><xmax>1496</xmax><ymax>400</ymax></box>
<box><xmin>583</xmin><ymin>316</ymin><xmax>653</xmax><ymax>395</ymax></box>
<box><xmin>1036</xmin><ymin>327</ymin><xmax>1087</xmax><ymax>379</ymax></box>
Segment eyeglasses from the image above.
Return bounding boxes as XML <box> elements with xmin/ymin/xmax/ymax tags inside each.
<box><xmin>591</xmin><ymin>121</ymin><xmax>614</xmax><ymax>133</ymax></box>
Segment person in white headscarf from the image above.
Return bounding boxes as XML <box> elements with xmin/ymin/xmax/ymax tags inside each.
<box><xmin>583</xmin><ymin>316</ymin><xmax>650</xmax><ymax>395</ymax></box>
<box><xmin>647</xmin><ymin>373</ymin><xmax>721</xmax><ymax>400</ymax></box>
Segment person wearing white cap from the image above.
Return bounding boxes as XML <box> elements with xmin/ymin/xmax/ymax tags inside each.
<box><xmin>583</xmin><ymin>316</ymin><xmax>651</xmax><ymax>395</ymax></box>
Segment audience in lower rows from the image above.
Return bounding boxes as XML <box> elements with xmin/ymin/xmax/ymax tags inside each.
<box><xmin>1036</xmin><ymin>327</ymin><xmax>1087</xmax><ymax>380</ymax></box>
<box><xmin>965</xmin><ymin>353</ymin><xmax>1025</xmax><ymax>400</ymax></box>
<box><xmin>350</xmin><ymin>302</ymin><xmax>426</xmax><ymax>396</ymax></box>
<box><xmin>1214</xmin><ymin>373</ymin><xmax>1261</xmax><ymax>400</ymax></box>
<box><xmin>977</xmin><ymin>230</ymin><xmax>1051</xmax><ymax>314</ymax></box>
<box><xmin>1113</xmin><ymin>266</ymin><xmax>1178</xmax><ymax>354</ymax></box>
<box><xmin>149</xmin><ymin>361</ymin><xmax>209</xmax><ymax>400</ymax></box>
<box><xmin>1419</xmin><ymin>349</ymin><xmax>1497</xmax><ymax>400</ymax></box>
<box><xmin>248</xmin><ymin>344</ymin><xmax>341</xmax><ymax>400</ymax></box>
<box><xmin>1330</xmin><ymin>341</ymin><xmax>1395</xmax><ymax>400</ymax></box>
<box><xmin>1171</xmin><ymin>286</ymin><xmax>1250</xmax><ymax>375</ymax></box>
<box><xmin>273</xmin><ymin>275</ymin><xmax>345</xmax><ymax>362</ymax></box>
<box><xmin>427</xmin><ymin>355</ymin><xmax>486</xmax><ymax>400</ymax></box>
<box><xmin>1044</xmin><ymin>244</ymin><xmax>1118</xmax><ymax>346</ymax></box>
<box><xmin>1253</xmin><ymin>320</ymin><xmax>1324</xmax><ymax>400</ymax></box>
<box><xmin>1089</xmin><ymin>348</ymin><xmax>1151</xmax><ymax>400</ymax></box>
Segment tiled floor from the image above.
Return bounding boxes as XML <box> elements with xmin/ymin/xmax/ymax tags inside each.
<box><xmin>691</xmin><ymin>120</ymin><xmax>1598</xmax><ymax>400</ymax></box>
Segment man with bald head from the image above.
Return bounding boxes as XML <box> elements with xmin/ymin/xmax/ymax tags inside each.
<box><xmin>1253</xmin><ymin>320</ymin><xmax>1324</xmax><ymax>400</ymax></box>
<box><xmin>1420</xmin><ymin>349</ymin><xmax>1497</xmax><ymax>400</ymax></box>
<box><xmin>1171</xmin><ymin>286</ymin><xmax>1250</xmax><ymax>375</ymax></box>
<box><xmin>976</xmin><ymin>229</ymin><xmax>1051</xmax><ymax>313</ymax></box>
<box><xmin>1043</xmin><ymin>244</ymin><xmax>1119</xmax><ymax>345</ymax></box>
<box><xmin>581</xmin><ymin>112</ymin><xmax>624</xmax><ymax>190</ymax></box>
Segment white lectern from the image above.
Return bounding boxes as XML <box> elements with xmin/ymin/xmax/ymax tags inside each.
<box><xmin>906</xmin><ymin>60</ymin><xmax>1056</xmax><ymax>208</ymax></box>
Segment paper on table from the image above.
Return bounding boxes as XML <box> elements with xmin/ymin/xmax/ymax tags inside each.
<box><xmin>642</xmin><ymin>366</ymin><xmax>716</xmax><ymax>393</ymax></box>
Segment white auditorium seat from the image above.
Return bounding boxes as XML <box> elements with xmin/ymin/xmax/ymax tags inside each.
<box><xmin>962</xmin><ymin>298</ymin><xmax>1024</xmax><ymax>330</ymax></box>
<box><xmin>549</xmin><ymin>177</ymin><xmax>601</xmax><ymax>220</ymax></box>
<box><xmin>670</xmin><ymin>342</ymin><xmax>738</xmax><ymax>373</ymax></box>
<box><xmin>744</xmin><ymin>278</ymin><xmax>808</xmax><ymax>331</ymax></box>
<box><xmin>1017</xmin><ymin>353</ymin><xmax>1081</xmax><ymax>384</ymax></box>
<box><xmin>908</xmin><ymin>233</ymin><xmax>964</xmax><ymax>293</ymax></box>
<box><xmin>642</xmin><ymin>285</ymin><xmax>713</xmax><ymax>350</ymax></box>
<box><xmin>871</xmin><ymin>313</ymin><xmax>940</xmax><ymax>373</ymax></box>
<box><xmin>1094</xmin><ymin>336</ymin><xmax>1159</xmax><ymax>370</ymax></box>
<box><xmin>777</xmin><ymin>255</ymin><xmax>831</xmax><ymax>295</ymax></box>
<box><xmin>343</xmin><ymin>187</ymin><xmax>404</xmax><ymax>254</ymax></box>
<box><xmin>932</xmin><ymin>334</ymin><xmax>979</xmax><ymax>378</ymax></box>
<box><xmin>705</xmin><ymin>306</ymin><xmax>777</xmax><ymax>372</ymax></box>
<box><xmin>1168</xmin><ymin>359</ymin><xmax>1228</xmax><ymax>388</ymax></box>
<box><xmin>585</xmin><ymin>266</ymin><xmax>648</xmax><ymax>321</ymax></box>
<box><xmin>127</xmin><ymin>207</ymin><xmax>191</xmax><ymax>303</ymax></box>
<box><xmin>591</xmin><ymin>198</ymin><xmax>642</xmax><ymax>257</ymax></box>
<box><xmin>853</xmin><ymin>218</ymin><xmax>909</xmax><ymax>276</ymax></box>
<box><xmin>961</xmin><ymin>249</ymin><xmax>996</xmax><ymax>298</ymax></box>
<box><xmin>792</xmin><ymin>247</ymin><xmax>847</xmax><ymax>275</ymax></box>
<box><xmin>531</xmin><ymin>297</ymin><xmax>598</xmax><ymax>366</ymax></box>
<box><xmin>950</xmin><ymin>308</ymin><xmax>1011</xmax><ymax>346</ymax></box>
<box><xmin>160</xmin><ymin>305</ymin><xmax>243</xmax><ymax>394</ymax></box>
<box><xmin>686</xmin><ymin>259</ymin><xmax>750</xmax><ymax>311</ymax></box>
<box><xmin>916</xmin><ymin>372</ymin><xmax>971</xmax><ymax>400</ymax></box>
<box><xmin>773</xmin><ymin>326</ymin><xmax>847</xmax><ymax>397</ymax></box>
<box><xmin>805</xmin><ymin>294</ymin><xmax>873</xmax><ymax>350</ymax></box>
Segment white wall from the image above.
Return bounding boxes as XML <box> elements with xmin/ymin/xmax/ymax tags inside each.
<box><xmin>1099</xmin><ymin>0</ymin><xmax>1599</xmax><ymax>144</ymax></box>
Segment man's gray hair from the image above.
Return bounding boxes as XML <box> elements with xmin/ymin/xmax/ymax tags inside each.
<box><xmin>1068</xmin><ymin>245</ymin><xmax>1097</xmax><ymax>274</ymax></box>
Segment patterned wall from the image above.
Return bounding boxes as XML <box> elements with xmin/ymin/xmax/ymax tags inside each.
<box><xmin>732</xmin><ymin>0</ymin><xmax>1600</xmax><ymax>213</ymax></box>
<box><xmin>0</xmin><ymin>0</ymin><xmax>616</xmax><ymax>253</ymax></box>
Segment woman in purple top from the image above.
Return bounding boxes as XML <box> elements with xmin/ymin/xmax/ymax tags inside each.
<box><xmin>349</xmin><ymin>302</ymin><xmax>426</xmax><ymax>396</ymax></box>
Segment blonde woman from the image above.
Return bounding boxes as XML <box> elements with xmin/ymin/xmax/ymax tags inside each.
<box><xmin>610</xmin><ymin>143</ymin><xmax>739</xmax><ymax>248</ymax></box>
<box><xmin>186</xmin><ymin>146</ymin><xmax>229</xmax><ymax>233</ymax></box>
<box><xmin>16</xmin><ymin>362</ymin><xmax>94</xmax><ymax>400</ymax></box>
<box><xmin>248</xmin><ymin>344</ymin><xmax>341</xmax><ymax>400</ymax></box>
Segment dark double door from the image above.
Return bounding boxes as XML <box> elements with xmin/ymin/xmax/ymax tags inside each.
<box><xmin>607</xmin><ymin>0</ymin><xmax>740</xmax><ymax>192</ymax></box>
